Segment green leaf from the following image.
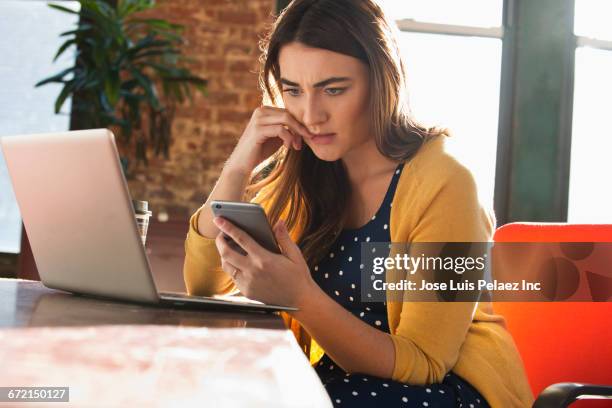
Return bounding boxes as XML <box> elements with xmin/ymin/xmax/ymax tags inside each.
<box><xmin>128</xmin><ymin>36</ymin><xmax>173</xmax><ymax>56</ymax></box>
<box><xmin>35</xmin><ymin>67</ymin><xmax>76</xmax><ymax>87</ymax></box>
<box><xmin>53</xmin><ymin>38</ymin><xmax>77</xmax><ymax>62</ymax></box>
<box><xmin>132</xmin><ymin>48</ymin><xmax>181</xmax><ymax>62</ymax></box>
<box><xmin>120</xmin><ymin>79</ymin><xmax>140</xmax><ymax>91</ymax></box>
<box><xmin>59</xmin><ymin>24</ymin><xmax>94</xmax><ymax>37</ymax></box>
<box><xmin>54</xmin><ymin>81</ymin><xmax>76</xmax><ymax>113</ymax></box>
<box><xmin>130</xmin><ymin>69</ymin><xmax>160</xmax><ymax>110</ymax></box>
<box><xmin>130</xmin><ymin>18</ymin><xmax>184</xmax><ymax>32</ymax></box>
<box><xmin>104</xmin><ymin>70</ymin><xmax>121</xmax><ymax>106</ymax></box>
<box><xmin>99</xmin><ymin>92</ymin><xmax>113</xmax><ymax>113</ymax></box>
<box><xmin>48</xmin><ymin>3</ymin><xmax>79</xmax><ymax>15</ymax></box>
<box><xmin>118</xmin><ymin>0</ymin><xmax>155</xmax><ymax>18</ymax></box>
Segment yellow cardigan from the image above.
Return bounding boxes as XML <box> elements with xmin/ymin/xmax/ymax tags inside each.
<box><xmin>183</xmin><ymin>135</ymin><xmax>534</xmax><ymax>408</ymax></box>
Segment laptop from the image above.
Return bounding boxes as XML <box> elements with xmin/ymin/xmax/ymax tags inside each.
<box><xmin>0</xmin><ymin>129</ymin><xmax>296</xmax><ymax>313</ymax></box>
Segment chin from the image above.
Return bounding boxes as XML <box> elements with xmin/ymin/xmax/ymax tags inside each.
<box><xmin>310</xmin><ymin>147</ymin><xmax>341</xmax><ymax>162</ymax></box>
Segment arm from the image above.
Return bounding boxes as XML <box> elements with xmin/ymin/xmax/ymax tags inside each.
<box><xmin>291</xmin><ymin>282</ymin><xmax>396</xmax><ymax>378</ymax></box>
<box><xmin>183</xmin><ymin>106</ymin><xmax>308</xmax><ymax>296</ymax></box>
<box><xmin>183</xmin><ymin>166</ymin><xmax>252</xmax><ymax>296</ymax></box>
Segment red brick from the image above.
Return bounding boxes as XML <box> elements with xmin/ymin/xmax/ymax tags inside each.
<box><xmin>194</xmin><ymin>43</ymin><xmax>219</xmax><ymax>55</ymax></box>
<box><xmin>218</xmin><ymin>109</ymin><xmax>252</xmax><ymax>123</ymax></box>
<box><xmin>223</xmin><ymin>74</ymin><xmax>259</xmax><ymax>88</ymax></box>
<box><xmin>218</xmin><ymin>10</ymin><xmax>257</xmax><ymax>25</ymax></box>
<box><xmin>207</xmin><ymin>91</ymin><xmax>240</xmax><ymax>104</ymax></box>
<box><xmin>229</xmin><ymin>60</ymin><xmax>256</xmax><ymax>73</ymax></box>
<box><xmin>243</xmin><ymin>92</ymin><xmax>262</xmax><ymax>108</ymax></box>
<box><xmin>224</xmin><ymin>43</ymin><xmax>254</xmax><ymax>56</ymax></box>
<box><xmin>203</xmin><ymin>59</ymin><xmax>226</xmax><ymax>73</ymax></box>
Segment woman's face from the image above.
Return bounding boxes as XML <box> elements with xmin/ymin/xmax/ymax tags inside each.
<box><xmin>278</xmin><ymin>42</ymin><xmax>372</xmax><ymax>162</ymax></box>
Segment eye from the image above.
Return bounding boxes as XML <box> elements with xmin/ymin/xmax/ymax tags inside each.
<box><xmin>325</xmin><ymin>87</ymin><xmax>346</xmax><ymax>96</ymax></box>
<box><xmin>283</xmin><ymin>88</ymin><xmax>301</xmax><ymax>97</ymax></box>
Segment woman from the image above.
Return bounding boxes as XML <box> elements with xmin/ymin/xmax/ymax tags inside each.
<box><xmin>184</xmin><ymin>0</ymin><xmax>533</xmax><ymax>406</ymax></box>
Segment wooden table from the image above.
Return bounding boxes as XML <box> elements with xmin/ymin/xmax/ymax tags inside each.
<box><xmin>0</xmin><ymin>278</ymin><xmax>331</xmax><ymax>407</ymax></box>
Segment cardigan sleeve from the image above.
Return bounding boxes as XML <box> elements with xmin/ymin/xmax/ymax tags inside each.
<box><xmin>183</xmin><ymin>206</ymin><xmax>238</xmax><ymax>296</ymax></box>
<box><xmin>388</xmin><ymin>161</ymin><xmax>495</xmax><ymax>385</ymax></box>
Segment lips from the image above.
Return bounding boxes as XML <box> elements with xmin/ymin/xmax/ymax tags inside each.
<box><xmin>309</xmin><ymin>133</ymin><xmax>336</xmax><ymax>145</ymax></box>
<box><xmin>309</xmin><ymin>133</ymin><xmax>335</xmax><ymax>139</ymax></box>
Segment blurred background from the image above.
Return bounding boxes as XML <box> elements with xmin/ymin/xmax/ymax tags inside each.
<box><xmin>0</xmin><ymin>0</ymin><xmax>610</xmax><ymax>288</ymax></box>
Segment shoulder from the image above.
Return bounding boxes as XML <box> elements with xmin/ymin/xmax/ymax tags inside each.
<box><xmin>397</xmin><ymin>134</ymin><xmax>478</xmax><ymax>200</ymax></box>
<box><xmin>392</xmin><ymin>134</ymin><xmax>496</xmax><ymax>241</ymax></box>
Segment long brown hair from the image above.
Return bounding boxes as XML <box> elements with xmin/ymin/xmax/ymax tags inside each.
<box><xmin>245</xmin><ymin>0</ymin><xmax>445</xmax><ymax>269</ymax></box>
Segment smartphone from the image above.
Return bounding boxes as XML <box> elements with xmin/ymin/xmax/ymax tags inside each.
<box><xmin>211</xmin><ymin>200</ymin><xmax>282</xmax><ymax>255</ymax></box>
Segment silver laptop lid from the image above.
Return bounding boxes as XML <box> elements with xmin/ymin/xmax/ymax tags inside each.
<box><xmin>0</xmin><ymin>129</ymin><xmax>160</xmax><ymax>303</ymax></box>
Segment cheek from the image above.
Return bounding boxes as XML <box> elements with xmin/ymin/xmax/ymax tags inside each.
<box><xmin>338</xmin><ymin>93</ymin><xmax>371</xmax><ymax>137</ymax></box>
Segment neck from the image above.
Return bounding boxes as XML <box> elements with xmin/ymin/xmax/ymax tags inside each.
<box><xmin>341</xmin><ymin>138</ymin><xmax>398</xmax><ymax>188</ymax></box>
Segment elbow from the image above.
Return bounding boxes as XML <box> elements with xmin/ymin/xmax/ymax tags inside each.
<box><xmin>183</xmin><ymin>257</ymin><xmax>236</xmax><ymax>297</ymax></box>
<box><xmin>423</xmin><ymin>359</ymin><xmax>451</xmax><ymax>385</ymax></box>
<box><xmin>183</xmin><ymin>264</ymin><xmax>213</xmax><ymax>296</ymax></box>
<box><xmin>393</xmin><ymin>358</ymin><xmax>450</xmax><ymax>386</ymax></box>
<box><xmin>389</xmin><ymin>334</ymin><xmax>454</xmax><ymax>385</ymax></box>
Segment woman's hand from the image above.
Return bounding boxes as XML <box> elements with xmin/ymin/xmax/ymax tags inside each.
<box><xmin>225</xmin><ymin>106</ymin><xmax>311</xmax><ymax>175</ymax></box>
<box><xmin>212</xmin><ymin>215</ymin><xmax>315</xmax><ymax>307</ymax></box>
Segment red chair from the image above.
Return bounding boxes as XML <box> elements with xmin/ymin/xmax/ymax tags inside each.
<box><xmin>493</xmin><ymin>223</ymin><xmax>612</xmax><ymax>407</ymax></box>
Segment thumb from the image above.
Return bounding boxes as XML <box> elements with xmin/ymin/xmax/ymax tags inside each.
<box><xmin>274</xmin><ymin>219</ymin><xmax>300</xmax><ymax>259</ymax></box>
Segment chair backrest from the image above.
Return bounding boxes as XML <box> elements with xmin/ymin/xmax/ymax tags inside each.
<box><xmin>493</xmin><ymin>223</ymin><xmax>612</xmax><ymax>401</ymax></box>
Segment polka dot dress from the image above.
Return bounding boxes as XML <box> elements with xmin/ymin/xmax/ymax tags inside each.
<box><xmin>313</xmin><ymin>162</ymin><xmax>490</xmax><ymax>407</ymax></box>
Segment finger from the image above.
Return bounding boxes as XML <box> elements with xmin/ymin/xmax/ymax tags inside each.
<box><xmin>273</xmin><ymin>219</ymin><xmax>301</xmax><ymax>260</ymax></box>
<box><xmin>215</xmin><ymin>231</ymin><xmax>251</xmax><ymax>271</ymax></box>
<box><xmin>283</xmin><ymin>125</ymin><xmax>303</xmax><ymax>150</ymax></box>
<box><xmin>260</xmin><ymin>124</ymin><xmax>299</xmax><ymax>150</ymax></box>
<box><xmin>277</xmin><ymin>125</ymin><xmax>301</xmax><ymax>150</ymax></box>
<box><xmin>259</xmin><ymin>109</ymin><xmax>310</xmax><ymax>140</ymax></box>
<box><xmin>213</xmin><ymin>217</ymin><xmax>263</xmax><ymax>257</ymax></box>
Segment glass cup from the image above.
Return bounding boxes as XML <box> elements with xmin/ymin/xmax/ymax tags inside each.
<box><xmin>132</xmin><ymin>200</ymin><xmax>152</xmax><ymax>245</ymax></box>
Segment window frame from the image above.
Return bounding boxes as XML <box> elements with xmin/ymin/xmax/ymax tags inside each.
<box><xmin>566</xmin><ymin>4</ymin><xmax>612</xmax><ymax>222</ymax></box>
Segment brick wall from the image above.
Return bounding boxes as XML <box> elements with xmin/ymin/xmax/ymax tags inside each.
<box><xmin>126</xmin><ymin>0</ymin><xmax>277</xmax><ymax>221</ymax></box>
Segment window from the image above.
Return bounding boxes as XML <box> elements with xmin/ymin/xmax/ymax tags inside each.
<box><xmin>377</xmin><ymin>0</ymin><xmax>504</xmax><ymax>206</ymax></box>
<box><xmin>0</xmin><ymin>0</ymin><xmax>79</xmax><ymax>253</ymax></box>
<box><xmin>567</xmin><ymin>0</ymin><xmax>612</xmax><ymax>222</ymax></box>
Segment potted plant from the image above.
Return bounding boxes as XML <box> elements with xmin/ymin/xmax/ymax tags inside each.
<box><xmin>36</xmin><ymin>0</ymin><xmax>207</xmax><ymax>176</ymax></box>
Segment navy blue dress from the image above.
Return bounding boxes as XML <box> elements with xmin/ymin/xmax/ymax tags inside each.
<box><xmin>312</xmin><ymin>162</ymin><xmax>490</xmax><ymax>407</ymax></box>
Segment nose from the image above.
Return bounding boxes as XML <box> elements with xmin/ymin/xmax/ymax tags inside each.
<box><xmin>301</xmin><ymin>93</ymin><xmax>328</xmax><ymax>134</ymax></box>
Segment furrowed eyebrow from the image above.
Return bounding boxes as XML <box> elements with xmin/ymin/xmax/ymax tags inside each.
<box><xmin>280</xmin><ymin>77</ymin><xmax>352</xmax><ymax>88</ymax></box>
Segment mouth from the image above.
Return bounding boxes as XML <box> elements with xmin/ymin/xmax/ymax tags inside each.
<box><xmin>309</xmin><ymin>133</ymin><xmax>336</xmax><ymax>145</ymax></box>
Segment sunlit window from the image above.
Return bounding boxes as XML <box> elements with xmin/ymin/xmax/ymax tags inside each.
<box><xmin>377</xmin><ymin>0</ymin><xmax>504</xmax><ymax>206</ymax></box>
<box><xmin>567</xmin><ymin>1</ymin><xmax>612</xmax><ymax>223</ymax></box>
<box><xmin>574</xmin><ymin>0</ymin><xmax>612</xmax><ymax>41</ymax></box>
<box><xmin>0</xmin><ymin>1</ymin><xmax>79</xmax><ymax>253</ymax></box>
<box><xmin>380</xmin><ymin>0</ymin><xmax>502</xmax><ymax>28</ymax></box>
